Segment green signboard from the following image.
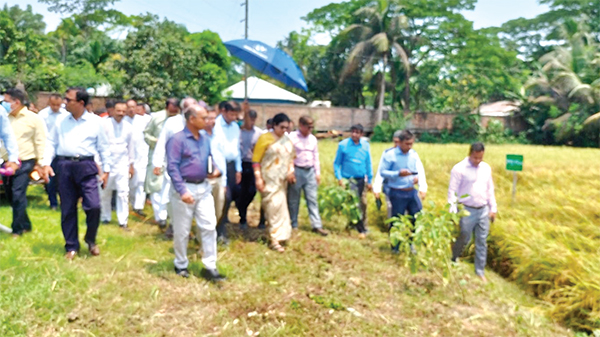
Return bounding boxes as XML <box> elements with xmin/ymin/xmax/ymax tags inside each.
<box><xmin>506</xmin><ymin>154</ymin><xmax>523</xmax><ymax>171</ymax></box>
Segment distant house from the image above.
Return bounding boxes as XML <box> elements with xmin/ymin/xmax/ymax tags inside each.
<box><xmin>224</xmin><ymin>76</ymin><xmax>306</xmax><ymax>104</ymax></box>
<box><xmin>475</xmin><ymin>100</ymin><xmax>521</xmax><ymax>117</ymax></box>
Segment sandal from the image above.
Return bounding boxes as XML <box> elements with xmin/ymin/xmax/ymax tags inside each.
<box><xmin>270</xmin><ymin>242</ymin><xmax>285</xmax><ymax>253</ymax></box>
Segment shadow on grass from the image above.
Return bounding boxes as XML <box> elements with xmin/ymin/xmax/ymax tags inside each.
<box><xmin>144</xmin><ymin>258</ymin><xmax>226</xmax><ymax>286</ymax></box>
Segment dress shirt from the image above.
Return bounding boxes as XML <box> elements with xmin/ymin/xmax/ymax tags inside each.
<box><xmin>333</xmin><ymin>138</ymin><xmax>373</xmax><ymax>183</ymax></box>
<box><xmin>0</xmin><ymin>106</ymin><xmax>19</xmax><ymax>162</ymax></box>
<box><xmin>38</xmin><ymin>106</ymin><xmax>68</xmax><ymax>136</ymax></box>
<box><xmin>127</xmin><ymin>114</ymin><xmax>152</xmax><ymax>169</ymax></box>
<box><xmin>288</xmin><ymin>130</ymin><xmax>320</xmax><ymax>176</ymax></box>
<box><xmin>42</xmin><ymin>111</ymin><xmax>112</xmax><ymax>173</ymax></box>
<box><xmin>240</xmin><ymin>125</ymin><xmax>264</xmax><ymax>162</ymax></box>
<box><xmin>102</xmin><ymin>117</ymin><xmax>134</xmax><ymax>170</ymax></box>
<box><xmin>213</xmin><ymin>114</ymin><xmax>242</xmax><ymax>172</ymax></box>
<box><xmin>152</xmin><ymin>114</ymin><xmax>185</xmax><ymax>168</ymax></box>
<box><xmin>166</xmin><ymin>127</ymin><xmax>210</xmax><ymax>196</ymax></box>
<box><xmin>448</xmin><ymin>157</ymin><xmax>497</xmax><ymax>213</ymax></box>
<box><xmin>202</xmin><ymin>129</ymin><xmax>227</xmax><ymax>187</ymax></box>
<box><xmin>7</xmin><ymin>107</ymin><xmax>46</xmax><ymax>162</ymax></box>
<box><xmin>379</xmin><ymin>147</ymin><xmax>427</xmax><ymax>192</ymax></box>
<box><xmin>372</xmin><ymin>147</ymin><xmax>394</xmax><ymax>194</ymax></box>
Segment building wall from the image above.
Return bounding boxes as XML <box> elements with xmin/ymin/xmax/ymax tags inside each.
<box><xmin>34</xmin><ymin>92</ymin><xmax>527</xmax><ymax>133</ymax></box>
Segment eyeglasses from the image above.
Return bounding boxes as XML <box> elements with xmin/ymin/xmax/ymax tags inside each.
<box><xmin>64</xmin><ymin>97</ymin><xmax>75</xmax><ymax>103</ymax></box>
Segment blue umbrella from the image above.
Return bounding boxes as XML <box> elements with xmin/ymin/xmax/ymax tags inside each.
<box><xmin>224</xmin><ymin>39</ymin><xmax>308</xmax><ymax>92</ymax></box>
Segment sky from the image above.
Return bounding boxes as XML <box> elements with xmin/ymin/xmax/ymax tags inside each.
<box><xmin>6</xmin><ymin>0</ymin><xmax>550</xmax><ymax>46</ymax></box>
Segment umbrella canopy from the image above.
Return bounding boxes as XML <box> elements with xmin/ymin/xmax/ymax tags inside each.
<box><xmin>224</xmin><ymin>39</ymin><xmax>308</xmax><ymax>92</ymax></box>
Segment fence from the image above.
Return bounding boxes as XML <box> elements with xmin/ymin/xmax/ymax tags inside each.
<box><xmin>34</xmin><ymin>92</ymin><xmax>527</xmax><ymax>134</ymax></box>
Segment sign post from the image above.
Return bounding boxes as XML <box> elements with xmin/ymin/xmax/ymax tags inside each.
<box><xmin>506</xmin><ymin>154</ymin><xmax>523</xmax><ymax>203</ymax></box>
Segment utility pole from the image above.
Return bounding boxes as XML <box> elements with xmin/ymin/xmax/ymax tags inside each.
<box><xmin>243</xmin><ymin>0</ymin><xmax>249</xmax><ymax>100</ymax></box>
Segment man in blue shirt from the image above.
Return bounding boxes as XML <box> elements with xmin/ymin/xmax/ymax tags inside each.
<box><xmin>166</xmin><ymin>104</ymin><xmax>224</xmax><ymax>281</ymax></box>
<box><xmin>378</xmin><ymin>130</ymin><xmax>428</xmax><ymax>252</ymax></box>
<box><xmin>213</xmin><ymin>101</ymin><xmax>242</xmax><ymax>244</ymax></box>
<box><xmin>41</xmin><ymin>87</ymin><xmax>112</xmax><ymax>260</ymax></box>
<box><xmin>333</xmin><ymin>124</ymin><xmax>373</xmax><ymax>237</ymax></box>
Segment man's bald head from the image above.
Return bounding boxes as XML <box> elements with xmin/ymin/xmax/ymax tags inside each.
<box><xmin>183</xmin><ymin>104</ymin><xmax>206</xmax><ymax>121</ymax></box>
<box><xmin>181</xmin><ymin>97</ymin><xmax>198</xmax><ymax>111</ymax></box>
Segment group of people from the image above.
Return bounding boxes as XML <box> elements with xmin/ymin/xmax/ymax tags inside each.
<box><xmin>0</xmin><ymin>86</ymin><xmax>497</xmax><ymax>282</ymax></box>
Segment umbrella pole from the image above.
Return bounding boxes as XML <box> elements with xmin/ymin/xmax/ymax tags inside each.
<box><xmin>244</xmin><ymin>0</ymin><xmax>249</xmax><ymax>100</ymax></box>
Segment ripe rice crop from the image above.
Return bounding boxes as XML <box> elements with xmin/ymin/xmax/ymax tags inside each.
<box><xmin>318</xmin><ymin>140</ymin><xmax>600</xmax><ymax>331</ymax></box>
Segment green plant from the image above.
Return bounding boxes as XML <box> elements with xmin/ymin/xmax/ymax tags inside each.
<box><xmin>451</xmin><ymin>113</ymin><xmax>482</xmax><ymax>141</ymax></box>
<box><xmin>388</xmin><ymin>202</ymin><xmax>468</xmax><ymax>283</ymax></box>
<box><xmin>318</xmin><ymin>182</ymin><xmax>362</xmax><ymax>229</ymax></box>
<box><xmin>371</xmin><ymin>110</ymin><xmax>411</xmax><ymax>142</ymax></box>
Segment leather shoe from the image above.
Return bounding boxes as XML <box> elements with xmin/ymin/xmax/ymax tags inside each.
<box><xmin>157</xmin><ymin>220</ymin><xmax>167</xmax><ymax>229</ymax></box>
<box><xmin>312</xmin><ymin>228</ymin><xmax>329</xmax><ymax>236</ymax></box>
<box><xmin>65</xmin><ymin>251</ymin><xmax>77</xmax><ymax>260</ymax></box>
<box><xmin>88</xmin><ymin>243</ymin><xmax>100</xmax><ymax>256</ymax></box>
<box><xmin>202</xmin><ymin>268</ymin><xmax>226</xmax><ymax>281</ymax></box>
<box><xmin>174</xmin><ymin>267</ymin><xmax>189</xmax><ymax>278</ymax></box>
<box><xmin>134</xmin><ymin>209</ymin><xmax>147</xmax><ymax>217</ymax></box>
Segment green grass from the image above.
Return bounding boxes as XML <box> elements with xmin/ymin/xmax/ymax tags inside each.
<box><xmin>0</xmin><ymin>142</ymin><xmax>589</xmax><ymax>336</ymax></box>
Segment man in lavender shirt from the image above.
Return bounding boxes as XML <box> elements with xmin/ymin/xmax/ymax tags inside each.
<box><xmin>166</xmin><ymin>104</ymin><xmax>224</xmax><ymax>281</ymax></box>
<box><xmin>448</xmin><ymin>142</ymin><xmax>497</xmax><ymax>282</ymax></box>
<box><xmin>287</xmin><ymin>116</ymin><xmax>328</xmax><ymax>236</ymax></box>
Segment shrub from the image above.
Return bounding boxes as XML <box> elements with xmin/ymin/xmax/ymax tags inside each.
<box><xmin>318</xmin><ymin>183</ymin><xmax>362</xmax><ymax>229</ymax></box>
<box><xmin>371</xmin><ymin>110</ymin><xmax>410</xmax><ymax>142</ymax></box>
<box><xmin>389</xmin><ymin>201</ymin><xmax>467</xmax><ymax>282</ymax></box>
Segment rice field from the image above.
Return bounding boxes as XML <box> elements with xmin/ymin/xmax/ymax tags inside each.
<box><xmin>319</xmin><ymin>141</ymin><xmax>600</xmax><ymax>332</ymax></box>
<box><xmin>0</xmin><ymin>140</ymin><xmax>597</xmax><ymax>336</ymax></box>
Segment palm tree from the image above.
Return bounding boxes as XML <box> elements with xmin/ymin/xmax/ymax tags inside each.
<box><xmin>338</xmin><ymin>0</ymin><xmax>409</xmax><ymax>123</ymax></box>
<box><xmin>526</xmin><ymin>18</ymin><xmax>600</xmax><ymax>113</ymax></box>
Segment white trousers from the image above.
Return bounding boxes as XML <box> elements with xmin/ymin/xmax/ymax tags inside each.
<box><xmin>157</xmin><ymin>172</ymin><xmax>172</xmax><ymax>219</ymax></box>
<box><xmin>130</xmin><ymin>166</ymin><xmax>147</xmax><ymax>210</ymax></box>
<box><xmin>171</xmin><ymin>181</ymin><xmax>217</xmax><ymax>270</ymax></box>
<box><xmin>150</xmin><ymin>192</ymin><xmax>168</xmax><ymax>222</ymax></box>
<box><xmin>101</xmin><ymin>168</ymin><xmax>129</xmax><ymax>226</ymax></box>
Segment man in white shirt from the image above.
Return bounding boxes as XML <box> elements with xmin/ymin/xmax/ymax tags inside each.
<box><xmin>127</xmin><ymin>101</ymin><xmax>152</xmax><ymax>216</ymax></box>
<box><xmin>213</xmin><ymin>101</ymin><xmax>242</xmax><ymax>244</ymax></box>
<box><xmin>100</xmin><ymin>101</ymin><xmax>135</xmax><ymax>229</ymax></box>
<box><xmin>152</xmin><ymin>97</ymin><xmax>197</xmax><ymax>238</ymax></box>
<box><xmin>41</xmin><ymin>87</ymin><xmax>111</xmax><ymax>259</ymax></box>
<box><xmin>38</xmin><ymin>93</ymin><xmax>67</xmax><ymax>210</ymax></box>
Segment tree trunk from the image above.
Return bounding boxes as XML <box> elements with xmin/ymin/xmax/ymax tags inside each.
<box><xmin>403</xmin><ymin>66</ymin><xmax>410</xmax><ymax>113</ymax></box>
<box><xmin>375</xmin><ymin>53</ymin><xmax>387</xmax><ymax>124</ymax></box>
<box><xmin>61</xmin><ymin>38</ymin><xmax>67</xmax><ymax>64</ymax></box>
<box><xmin>391</xmin><ymin>57</ymin><xmax>397</xmax><ymax>110</ymax></box>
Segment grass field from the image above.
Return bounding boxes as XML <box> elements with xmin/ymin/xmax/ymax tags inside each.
<box><xmin>0</xmin><ymin>141</ymin><xmax>596</xmax><ymax>336</ymax></box>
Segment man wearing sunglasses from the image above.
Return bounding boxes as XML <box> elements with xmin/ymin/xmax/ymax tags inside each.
<box><xmin>287</xmin><ymin>116</ymin><xmax>328</xmax><ymax>236</ymax></box>
<box><xmin>41</xmin><ymin>87</ymin><xmax>111</xmax><ymax>260</ymax></box>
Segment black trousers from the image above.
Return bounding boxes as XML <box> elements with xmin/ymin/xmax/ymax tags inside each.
<box><xmin>348</xmin><ymin>178</ymin><xmax>367</xmax><ymax>234</ymax></box>
<box><xmin>56</xmin><ymin>159</ymin><xmax>101</xmax><ymax>252</ymax></box>
<box><xmin>237</xmin><ymin>162</ymin><xmax>256</xmax><ymax>224</ymax></box>
<box><xmin>217</xmin><ymin>161</ymin><xmax>241</xmax><ymax>238</ymax></box>
<box><xmin>3</xmin><ymin>159</ymin><xmax>36</xmax><ymax>235</ymax></box>
<box><xmin>44</xmin><ymin>158</ymin><xmax>59</xmax><ymax>208</ymax></box>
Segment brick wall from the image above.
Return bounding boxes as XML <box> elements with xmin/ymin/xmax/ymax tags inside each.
<box><xmin>33</xmin><ymin>92</ymin><xmax>527</xmax><ymax>134</ymax></box>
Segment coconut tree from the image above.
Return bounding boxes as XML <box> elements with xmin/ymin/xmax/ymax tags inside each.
<box><xmin>338</xmin><ymin>0</ymin><xmax>409</xmax><ymax>123</ymax></box>
<box><xmin>526</xmin><ymin>18</ymin><xmax>600</xmax><ymax>113</ymax></box>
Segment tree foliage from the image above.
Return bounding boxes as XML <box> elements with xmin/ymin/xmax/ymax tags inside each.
<box><xmin>118</xmin><ymin>17</ymin><xmax>229</xmax><ymax>108</ymax></box>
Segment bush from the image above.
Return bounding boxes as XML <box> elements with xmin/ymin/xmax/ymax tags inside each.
<box><xmin>451</xmin><ymin>113</ymin><xmax>481</xmax><ymax>141</ymax></box>
<box><xmin>389</xmin><ymin>201</ymin><xmax>466</xmax><ymax>280</ymax></box>
<box><xmin>371</xmin><ymin>110</ymin><xmax>410</xmax><ymax>142</ymax></box>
